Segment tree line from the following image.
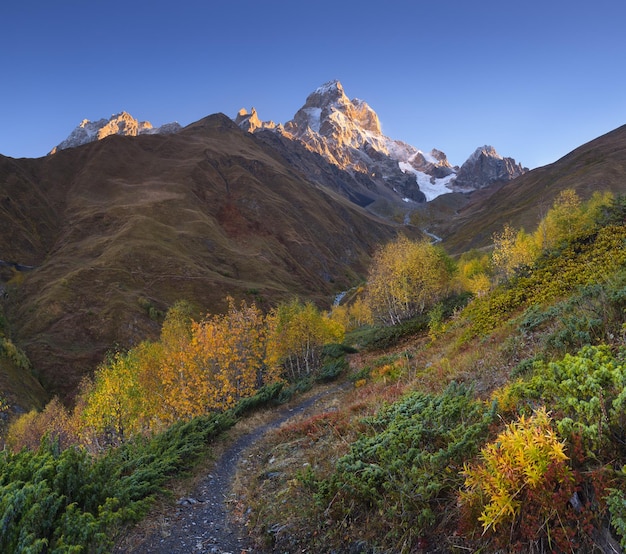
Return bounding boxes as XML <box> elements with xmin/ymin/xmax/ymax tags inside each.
<box><xmin>7</xmin><ymin>298</ymin><xmax>343</xmax><ymax>451</ymax></box>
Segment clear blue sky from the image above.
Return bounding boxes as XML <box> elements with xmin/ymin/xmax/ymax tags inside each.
<box><xmin>2</xmin><ymin>1</ymin><xmax>626</xmax><ymax>169</ymax></box>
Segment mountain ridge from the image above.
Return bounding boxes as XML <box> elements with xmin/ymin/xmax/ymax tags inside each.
<box><xmin>422</xmin><ymin>122</ymin><xmax>626</xmax><ymax>254</ymax></box>
<box><xmin>49</xmin><ymin>80</ymin><xmax>527</xmax><ymax>203</ymax></box>
<box><xmin>3</xmin><ymin>84</ymin><xmax>626</xmax><ymax>412</ymax></box>
<box><xmin>49</xmin><ymin>111</ymin><xmax>182</xmax><ymax>154</ymax></box>
<box><xmin>238</xmin><ymin>80</ymin><xmax>527</xmax><ymax>202</ymax></box>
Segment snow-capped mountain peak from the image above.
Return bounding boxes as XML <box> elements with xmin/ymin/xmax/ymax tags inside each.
<box><xmin>235</xmin><ymin>81</ymin><xmax>527</xmax><ymax>202</ymax></box>
<box><xmin>275</xmin><ymin>80</ymin><xmax>461</xmax><ymax>201</ymax></box>
<box><xmin>50</xmin><ymin>112</ymin><xmax>181</xmax><ymax>154</ymax></box>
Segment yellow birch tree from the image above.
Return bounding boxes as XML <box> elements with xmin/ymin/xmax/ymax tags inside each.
<box><xmin>366</xmin><ymin>236</ymin><xmax>454</xmax><ymax>325</ymax></box>
<box><xmin>266</xmin><ymin>299</ymin><xmax>344</xmax><ymax>381</ymax></box>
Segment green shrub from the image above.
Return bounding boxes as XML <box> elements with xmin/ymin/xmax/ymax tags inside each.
<box><xmin>314</xmin><ymin>342</ymin><xmax>356</xmax><ymax>383</ymax></box>
<box><xmin>356</xmin><ymin>315</ymin><xmax>429</xmax><ymax>351</ymax></box>
<box><xmin>0</xmin><ymin>408</ymin><xmax>239</xmax><ymax>552</ymax></box>
<box><xmin>506</xmin><ymin>345</ymin><xmax>626</xmax><ymax>462</ymax></box>
<box><xmin>1</xmin><ymin>337</ymin><xmax>31</xmax><ymax>371</ymax></box>
<box><xmin>607</xmin><ymin>485</ymin><xmax>626</xmax><ymax>551</ymax></box>
<box><xmin>230</xmin><ymin>381</ymin><xmax>285</xmax><ymax>418</ymax></box>
<box><xmin>302</xmin><ymin>383</ymin><xmax>495</xmax><ymax>551</ymax></box>
<box><xmin>528</xmin><ymin>345</ymin><xmax>626</xmax><ymax>457</ymax></box>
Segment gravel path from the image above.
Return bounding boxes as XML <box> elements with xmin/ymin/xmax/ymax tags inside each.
<box><xmin>114</xmin><ymin>384</ymin><xmax>346</xmax><ymax>553</ymax></box>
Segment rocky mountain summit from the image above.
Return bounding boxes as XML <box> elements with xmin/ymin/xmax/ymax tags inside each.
<box><xmin>453</xmin><ymin>145</ymin><xmax>527</xmax><ymax>191</ymax></box>
<box><xmin>49</xmin><ymin>111</ymin><xmax>181</xmax><ymax>154</ymax></box>
<box><xmin>237</xmin><ymin>80</ymin><xmax>526</xmax><ymax>202</ymax></box>
<box><xmin>234</xmin><ymin>107</ymin><xmax>276</xmax><ymax>133</ymax></box>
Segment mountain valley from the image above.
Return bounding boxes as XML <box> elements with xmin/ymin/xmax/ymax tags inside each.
<box><xmin>3</xmin><ymin>80</ymin><xmax>626</xmax><ymax>554</ymax></box>
<box><xmin>0</xmin><ymin>81</ymin><xmax>532</xmax><ymax>409</ymax></box>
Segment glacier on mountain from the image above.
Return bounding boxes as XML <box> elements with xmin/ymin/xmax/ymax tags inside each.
<box><xmin>235</xmin><ymin>79</ymin><xmax>523</xmax><ymax>202</ymax></box>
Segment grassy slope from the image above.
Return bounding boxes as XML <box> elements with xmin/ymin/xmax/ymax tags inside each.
<box><xmin>233</xmin><ymin>219</ymin><xmax>626</xmax><ymax>552</ymax></box>
<box><xmin>421</xmin><ymin>123</ymin><xmax>626</xmax><ymax>255</ymax></box>
<box><xmin>0</xmin><ymin>114</ymin><xmax>401</xmax><ymax>405</ymax></box>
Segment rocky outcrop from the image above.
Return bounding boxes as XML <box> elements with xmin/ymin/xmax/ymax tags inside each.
<box><xmin>234</xmin><ymin>108</ymin><xmax>276</xmax><ymax>133</ymax></box>
<box><xmin>453</xmin><ymin>145</ymin><xmax>527</xmax><ymax>190</ymax></box>
<box><xmin>50</xmin><ymin>112</ymin><xmax>181</xmax><ymax>154</ymax></box>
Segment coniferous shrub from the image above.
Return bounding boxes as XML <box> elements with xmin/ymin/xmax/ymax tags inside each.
<box><xmin>0</xmin><ymin>404</ymin><xmax>249</xmax><ymax>551</ymax></box>
<box><xmin>299</xmin><ymin>383</ymin><xmax>495</xmax><ymax>551</ymax></box>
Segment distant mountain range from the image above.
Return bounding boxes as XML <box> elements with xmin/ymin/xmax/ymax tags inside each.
<box><xmin>51</xmin><ymin>80</ymin><xmax>527</xmax><ymax>203</ymax></box>
<box><xmin>1</xmin><ymin>113</ymin><xmax>401</xmax><ymax>407</ymax></box>
<box><xmin>49</xmin><ymin>111</ymin><xmax>182</xmax><ymax>154</ymax></box>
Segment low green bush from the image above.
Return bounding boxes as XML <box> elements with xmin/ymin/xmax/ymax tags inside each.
<box><xmin>299</xmin><ymin>382</ymin><xmax>495</xmax><ymax>551</ymax></box>
<box><xmin>0</xmin><ymin>379</ymin><xmax>296</xmax><ymax>552</ymax></box>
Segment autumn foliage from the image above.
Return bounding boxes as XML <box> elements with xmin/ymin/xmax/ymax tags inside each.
<box><xmin>461</xmin><ymin>409</ymin><xmax>575</xmax><ymax>548</ymax></box>
<box><xmin>8</xmin><ymin>297</ymin><xmax>343</xmax><ymax>451</ymax></box>
<box><xmin>365</xmin><ymin>235</ymin><xmax>455</xmax><ymax>325</ymax></box>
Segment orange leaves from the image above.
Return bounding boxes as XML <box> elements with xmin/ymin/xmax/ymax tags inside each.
<box><xmin>53</xmin><ymin>297</ymin><xmax>286</xmax><ymax>447</ymax></box>
<box><xmin>190</xmin><ymin>297</ymin><xmax>271</xmax><ymax>412</ymax></box>
<box><xmin>152</xmin><ymin>297</ymin><xmax>280</xmax><ymax>425</ymax></box>
<box><xmin>8</xmin><ymin>295</ymin><xmax>344</xmax><ymax>449</ymax></box>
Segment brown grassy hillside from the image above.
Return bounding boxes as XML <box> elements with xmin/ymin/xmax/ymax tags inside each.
<box><xmin>423</xmin><ymin>124</ymin><xmax>626</xmax><ymax>254</ymax></box>
<box><xmin>0</xmin><ymin>114</ymin><xmax>401</xmax><ymax>404</ymax></box>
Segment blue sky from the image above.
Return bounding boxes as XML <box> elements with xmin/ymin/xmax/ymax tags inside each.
<box><xmin>2</xmin><ymin>1</ymin><xmax>626</xmax><ymax>169</ymax></box>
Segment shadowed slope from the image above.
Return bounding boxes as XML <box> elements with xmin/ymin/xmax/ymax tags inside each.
<box><xmin>1</xmin><ymin>114</ymin><xmax>399</xmax><ymax>403</ymax></box>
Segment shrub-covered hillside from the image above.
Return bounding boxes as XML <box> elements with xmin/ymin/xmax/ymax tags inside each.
<box><xmin>2</xmin><ymin>190</ymin><xmax>626</xmax><ymax>552</ymax></box>
<box><xmin>234</xmin><ymin>191</ymin><xmax>626</xmax><ymax>553</ymax></box>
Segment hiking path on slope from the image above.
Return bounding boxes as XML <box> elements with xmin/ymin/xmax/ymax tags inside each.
<box><xmin>114</xmin><ymin>383</ymin><xmax>348</xmax><ymax>553</ymax></box>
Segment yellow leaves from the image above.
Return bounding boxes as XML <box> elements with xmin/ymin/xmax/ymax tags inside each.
<box><xmin>68</xmin><ymin>297</ymin><xmax>289</xmax><ymax>445</ymax></box>
<box><xmin>157</xmin><ymin>296</ymin><xmax>277</xmax><ymax>422</ymax></box>
<box><xmin>190</xmin><ymin>297</ymin><xmax>270</xmax><ymax>411</ymax></box>
<box><xmin>491</xmin><ymin>190</ymin><xmax>615</xmax><ymax>281</ymax></box>
<box><xmin>366</xmin><ymin>235</ymin><xmax>454</xmax><ymax>325</ymax></box>
<box><xmin>10</xmin><ymin>294</ymin><xmax>345</xmax><ymax>449</ymax></box>
<box><xmin>79</xmin><ymin>350</ymin><xmax>148</xmax><ymax>446</ymax></box>
<box><xmin>6</xmin><ymin>397</ymin><xmax>78</xmax><ymax>452</ymax></box>
<box><xmin>461</xmin><ymin>408</ymin><xmax>571</xmax><ymax>534</ymax></box>
<box><xmin>266</xmin><ymin>299</ymin><xmax>345</xmax><ymax>381</ymax></box>
<box><xmin>492</xmin><ymin>225</ymin><xmax>540</xmax><ymax>279</ymax></box>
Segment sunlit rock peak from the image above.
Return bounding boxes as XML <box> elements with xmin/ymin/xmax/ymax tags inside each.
<box><xmin>50</xmin><ymin>112</ymin><xmax>181</xmax><ymax>154</ymax></box>
<box><xmin>240</xmin><ymin>80</ymin><xmax>456</xmax><ymax>202</ymax></box>
<box><xmin>264</xmin><ymin>81</ymin><xmax>526</xmax><ymax>201</ymax></box>
<box><xmin>234</xmin><ymin>107</ymin><xmax>276</xmax><ymax>133</ymax></box>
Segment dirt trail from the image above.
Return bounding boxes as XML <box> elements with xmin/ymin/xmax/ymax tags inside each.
<box><xmin>114</xmin><ymin>383</ymin><xmax>348</xmax><ymax>554</ymax></box>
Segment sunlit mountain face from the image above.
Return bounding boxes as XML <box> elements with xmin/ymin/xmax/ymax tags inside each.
<box><xmin>237</xmin><ymin>80</ymin><xmax>526</xmax><ymax>203</ymax></box>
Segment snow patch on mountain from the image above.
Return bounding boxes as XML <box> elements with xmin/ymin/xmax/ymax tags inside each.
<box><xmin>236</xmin><ymin>80</ymin><xmax>527</xmax><ymax>202</ymax></box>
<box><xmin>398</xmin><ymin>163</ymin><xmax>457</xmax><ymax>201</ymax></box>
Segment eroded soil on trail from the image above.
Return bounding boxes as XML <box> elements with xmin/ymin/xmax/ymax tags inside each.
<box><xmin>113</xmin><ymin>383</ymin><xmax>350</xmax><ymax>553</ymax></box>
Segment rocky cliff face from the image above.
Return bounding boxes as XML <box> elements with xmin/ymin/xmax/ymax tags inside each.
<box><xmin>236</xmin><ymin>80</ymin><xmax>525</xmax><ymax>202</ymax></box>
<box><xmin>453</xmin><ymin>145</ymin><xmax>527</xmax><ymax>191</ymax></box>
<box><xmin>50</xmin><ymin>112</ymin><xmax>181</xmax><ymax>153</ymax></box>
<box><xmin>234</xmin><ymin>108</ymin><xmax>276</xmax><ymax>133</ymax></box>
